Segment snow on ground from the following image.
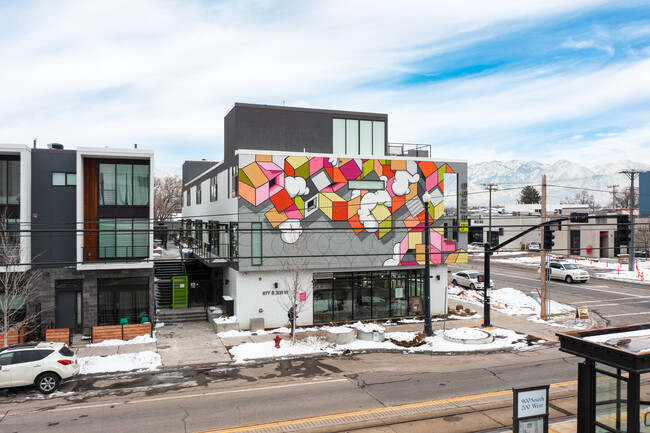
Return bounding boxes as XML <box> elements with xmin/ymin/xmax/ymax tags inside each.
<box><xmin>493</xmin><ymin>253</ymin><xmax>650</xmax><ymax>284</ymax></box>
<box><xmin>448</xmin><ymin>285</ymin><xmax>573</xmax><ymax>316</ymax></box>
<box><xmin>228</xmin><ymin>327</ymin><xmax>534</xmax><ymax>363</ymax></box>
<box><xmin>88</xmin><ymin>334</ymin><xmax>155</xmax><ymax>347</ymax></box>
<box><xmin>79</xmin><ymin>351</ymin><xmax>162</xmax><ymax>375</ymax></box>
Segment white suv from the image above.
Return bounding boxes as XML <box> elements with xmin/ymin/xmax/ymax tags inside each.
<box><xmin>547</xmin><ymin>261</ymin><xmax>590</xmax><ymax>283</ymax></box>
<box><xmin>0</xmin><ymin>342</ymin><xmax>80</xmax><ymax>394</ymax></box>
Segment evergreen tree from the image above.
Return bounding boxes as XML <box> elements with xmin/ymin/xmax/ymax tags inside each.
<box><xmin>519</xmin><ymin>185</ymin><xmax>541</xmax><ymax>204</ymax></box>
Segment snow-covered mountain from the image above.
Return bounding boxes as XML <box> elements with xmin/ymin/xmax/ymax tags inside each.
<box><xmin>467</xmin><ymin>160</ymin><xmax>650</xmax><ymax>207</ymax></box>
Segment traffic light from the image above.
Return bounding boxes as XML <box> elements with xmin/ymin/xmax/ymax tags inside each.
<box><xmin>618</xmin><ymin>215</ymin><xmax>631</xmax><ymax>245</ymax></box>
<box><xmin>543</xmin><ymin>226</ymin><xmax>555</xmax><ymax>250</ymax></box>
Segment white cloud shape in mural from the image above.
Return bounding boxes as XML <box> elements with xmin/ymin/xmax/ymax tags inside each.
<box><xmin>284</xmin><ymin>176</ymin><xmax>309</xmax><ymax>198</ymax></box>
<box><xmin>328</xmin><ymin>157</ymin><xmax>339</xmax><ymax>167</ymax></box>
<box><xmin>383</xmin><ymin>243</ymin><xmax>401</xmax><ymax>266</ymax></box>
<box><xmin>391</xmin><ymin>170</ymin><xmax>420</xmax><ymax>196</ymax></box>
<box><xmin>279</xmin><ymin>219</ymin><xmax>302</xmax><ymax>244</ymax></box>
<box><xmin>357</xmin><ymin>185</ymin><xmax>391</xmax><ymax>233</ymax></box>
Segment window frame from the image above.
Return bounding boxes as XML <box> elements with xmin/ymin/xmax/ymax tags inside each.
<box><xmin>210</xmin><ymin>176</ymin><xmax>218</xmax><ymax>202</ymax></box>
<box><xmin>98</xmin><ymin>160</ymin><xmax>149</xmax><ymax>207</ymax></box>
<box><xmin>196</xmin><ymin>183</ymin><xmax>202</xmax><ymax>205</ymax></box>
<box><xmin>98</xmin><ymin>217</ymin><xmax>150</xmax><ymax>260</ymax></box>
<box><xmin>52</xmin><ymin>172</ymin><xmax>77</xmax><ymax>186</ymax></box>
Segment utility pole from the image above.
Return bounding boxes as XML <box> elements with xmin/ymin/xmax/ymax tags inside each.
<box><xmin>482</xmin><ymin>183</ymin><xmax>498</xmax><ymax>248</ymax></box>
<box><xmin>607</xmin><ymin>184</ymin><xmax>618</xmax><ymax>211</ymax></box>
<box><xmin>540</xmin><ymin>175</ymin><xmax>547</xmax><ymax>321</ymax></box>
<box><xmin>621</xmin><ymin>170</ymin><xmax>641</xmax><ymax>271</ymax></box>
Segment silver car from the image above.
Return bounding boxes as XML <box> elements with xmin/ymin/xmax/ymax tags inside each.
<box><xmin>451</xmin><ymin>270</ymin><xmax>494</xmax><ymax>290</ymax></box>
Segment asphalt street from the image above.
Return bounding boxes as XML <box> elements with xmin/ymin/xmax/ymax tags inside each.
<box><xmin>0</xmin><ymin>349</ymin><xmax>578</xmax><ymax>433</ymax></box>
<box><xmin>456</xmin><ymin>258</ymin><xmax>650</xmax><ymax>326</ymax></box>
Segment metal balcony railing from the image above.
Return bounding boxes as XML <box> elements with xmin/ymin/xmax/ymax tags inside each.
<box><xmin>82</xmin><ymin>246</ymin><xmax>149</xmax><ymax>262</ymax></box>
<box><xmin>387</xmin><ymin>143</ymin><xmax>431</xmax><ymax>158</ymax></box>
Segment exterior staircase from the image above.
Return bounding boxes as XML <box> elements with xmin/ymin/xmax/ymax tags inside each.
<box><xmin>154</xmin><ymin>260</ymin><xmax>185</xmax><ymax>309</ymax></box>
<box><xmin>157</xmin><ymin>307</ymin><xmax>207</xmax><ymax>324</ymax></box>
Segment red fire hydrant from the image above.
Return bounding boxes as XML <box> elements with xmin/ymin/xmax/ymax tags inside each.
<box><xmin>274</xmin><ymin>335</ymin><xmax>282</xmax><ymax>349</ymax></box>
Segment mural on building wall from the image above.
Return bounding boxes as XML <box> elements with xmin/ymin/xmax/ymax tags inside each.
<box><xmin>239</xmin><ymin>154</ymin><xmax>467</xmax><ymax>266</ymax></box>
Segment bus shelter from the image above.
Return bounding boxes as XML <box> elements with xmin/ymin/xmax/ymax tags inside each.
<box><xmin>558</xmin><ymin>323</ymin><xmax>650</xmax><ymax>433</ymax></box>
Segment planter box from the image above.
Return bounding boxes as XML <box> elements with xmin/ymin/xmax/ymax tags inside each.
<box><xmin>91</xmin><ymin>323</ymin><xmax>153</xmax><ymax>343</ymax></box>
<box><xmin>357</xmin><ymin>329</ymin><xmax>385</xmax><ymax>342</ymax></box>
<box><xmin>326</xmin><ymin>327</ymin><xmax>355</xmax><ymax>345</ymax></box>
<box><xmin>46</xmin><ymin>328</ymin><xmax>72</xmax><ymax>345</ymax></box>
<box><xmin>0</xmin><ymin>326</ymin><xmax>28</xmax><ymax>347</ymax></box>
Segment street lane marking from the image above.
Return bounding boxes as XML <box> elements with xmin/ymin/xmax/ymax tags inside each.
<box><xmin>4</xmin><ymin>378</ymin><xmax>351</xmax><ymax>416</ymax></box>
<box><xmin>580</xmin><ymin>297</ymin><xmax>650</xmax><ymax>304</ymax></box>
<box><xmin>607</xmin><ymin>312</ymin><xmax>650</xmax><ymax>317</ymax></box>
<box><xmin>587</xmin><ymin>300</ymin><xmax>650</xmax><ymax>308</ymax></box>
<box><xmin>196</xmin><ymin>380</ymin><xmax>579</xmax><ymax>433</ymax></box>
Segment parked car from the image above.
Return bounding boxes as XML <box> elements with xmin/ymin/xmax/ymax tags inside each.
<box><xmin>451</xmin><ymin>270</ymin><xmax>494</xmax><ymax>290</ymax></box>
<box><xmin>0</xmin><ymin>342</ymin><xmax>80</xmax><ymax>394</ymax></box>
<box><xmin>546</xmin><ymin>261</ymin><xmax>590</xmax><ymax>283</ymax></box>
<box><xmin>528</xmin><ymin>242</ymin><xmax>541</xmax><ymax>251</ymax></box>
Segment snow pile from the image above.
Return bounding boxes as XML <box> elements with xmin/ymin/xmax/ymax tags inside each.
<box><xmin>448</xmin><ymin>285</ymin><xmax>573</xmax><ymax>316</ymax></box>
<box><xmin>444</xmin><ymin>327</ymin><xmax>488</xmax><ymax>340</ymax></box>
<box><xmin>89</xmin><ymin>334</ymin><xmax>155</xmax><ymax>347</ymax></box>
<box><xmin>346</xmin><ymin>321</ymin><xmax>385</xmax><ymax>333</ymax></box>
<box><xmin>79</xmin><ymin>351</ymin><xmax>162</xmax><ymax>375</ymax></box>
<box><xmin>214</xmin><ymin>315</ymin><xmax>237</xmax><ymax>324</ymax></box>
<box><xmin>228</xmin><ymin>327</ymin><xmax>535</xmax><ymax>363</ymax></box>
<box><xmin>217</xmin><ymin>327</ymin><xmax>291</xmax><ymax>338</ymax></box>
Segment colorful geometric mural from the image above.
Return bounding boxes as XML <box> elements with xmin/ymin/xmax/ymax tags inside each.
<box><xmin>239</xmin><ymin>154</ymin><xmax>466</xmax><ymax>266</ymax></box>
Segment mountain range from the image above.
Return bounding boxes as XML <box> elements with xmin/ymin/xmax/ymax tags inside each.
<box><xmin>465</xmin><ymin>160</ymin><xmax>650</xmax><ymax>207</ymax></box>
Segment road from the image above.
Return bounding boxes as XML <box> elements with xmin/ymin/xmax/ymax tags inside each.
<box><xmin>3</xmin><ymin>259</ymin><xmax>646</xmax><ymax>432</ymax></box>
<box><xmin>455</xmin><ymin>258</ymin><xmax>650</xmax><ymax>326</ymax></box>
<box><xmin>0</xmin><ymin>349</ymin><xmax>578</xmax><ymax>433</ymax></box>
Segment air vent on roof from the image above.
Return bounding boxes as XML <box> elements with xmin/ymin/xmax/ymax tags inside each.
<box><xmin>47</xmin><ymin>143</ymin><xmax>64</xmax><ymax>150</ymax></box>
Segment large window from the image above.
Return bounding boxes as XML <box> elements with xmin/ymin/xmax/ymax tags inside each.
<box><xmin>98</xmin><ymin>218</ymin><xmax>149</xmax><ymax>259</ymax></box>
<box><xmin>195</xmin><ymin>183</ymin><xmax>202</xmax><ymax>205</ymax></box>
<box><xmin>0</xmin><ymin>158</ymin><xmax>20</xmax><ymax>205</ymax></box>
<box><xmin>210</xmin><ymin>176</ymin><xmax>218</xmax><ymax>202</ymax></box>
<box><xmin>251</xmin><ymin>222</ymin><xmax>262</xmax><ymax>265</ymax></box>
<box><xmin>313</xmin><ymin>270</ymin><xmax>423</xmax><ymax>323</ymax></box>
<box><xmin>333</xmin><ymin>119</ymin><xmax>385</xmax><ymax>156</ymax></box>
<box><xmin>99</xmin><ymin>162</ymin><xmax>149</xmax><ymax>206</ymax></box>
<box><xmin>97</xmin><ymin>277</ymin><xmax>149</xmax><ymax>325</ymax></box>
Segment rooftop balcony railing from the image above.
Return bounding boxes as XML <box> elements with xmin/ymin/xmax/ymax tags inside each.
<box><xmin>387</xmin><ymin>142</ymin><xmax>431</xmax><ymax>158</ymax></box>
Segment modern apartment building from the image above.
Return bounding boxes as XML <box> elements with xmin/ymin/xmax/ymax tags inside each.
<box><xmin>0</xmin><ymin>143</ymin><xmax>154</xmax><ymax>335</ymax></box>
<box><xmin>181</xmin><ymin>103</ymin><xmax>468</xmax><ymax>330</ymax></box>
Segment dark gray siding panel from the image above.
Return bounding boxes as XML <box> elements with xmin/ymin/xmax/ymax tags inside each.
<box><xmin>31</xmin><ymin>149</ymin><xmax>77</xmax><ymax>266</ymax></box>
<box><xmin>224</xmin><ymin>103</ymin><xmax>388</xmax><ymax>166</ymax></box>
<box><xmin>182</xmin><ymin>160</ymin><xmax>218</xmax><ymax>188</ymax></box>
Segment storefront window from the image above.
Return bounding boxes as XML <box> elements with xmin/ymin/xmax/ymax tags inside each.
<box><xmin>372</xmin><ymin>274</ymin><xmax>390</xmax><ymax>318</ymax></box>
<box><xmin>313</xmin><ymin>280</ymin><xmax>332</xmax><ymax>323</ymax></box>
<box><xmin>97</xmin><ymin>277</ymin><xmax>149</xmax><ymax>325</ymax></box>
<box><xmin>313</xmin><ymin>270</ymin><xmax>425</xmax><ymax>323</ymax></box>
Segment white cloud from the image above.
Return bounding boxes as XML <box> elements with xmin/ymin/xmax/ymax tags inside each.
<box><xmin>284</xmin><ymin>176</ymin><xmax>309</xmax><ymax>198</ymax></box>
<box><xmin>0</xmin><ymin>0</ymin><xmax>643</xmax><ymax>173</ymax></box>
<box><xmin>391</xmin><ymin>171</ymin><xmax>419</xmax><ymax>196</ymax></box>
<box><xmin>279</xmin><ymin>219</ymin><xmax>302</xmax><ymax>244</ymax></box>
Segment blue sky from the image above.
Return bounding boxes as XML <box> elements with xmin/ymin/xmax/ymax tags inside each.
<box><xmin>1</xmin><ymin>0</ymin><xmax>649</xmax><ymax>175</ymax></box>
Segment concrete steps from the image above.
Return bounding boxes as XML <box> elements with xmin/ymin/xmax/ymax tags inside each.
<box><xmin>157</xmin><ymin>307</ymin><xmax>207</xmax><ymax>324</ymax></box>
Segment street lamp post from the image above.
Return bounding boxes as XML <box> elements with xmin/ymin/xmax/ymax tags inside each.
<box><xmin>423</xmin><ymin>191</ymin><xmax>433</xmax><ymax>336</ymax></box>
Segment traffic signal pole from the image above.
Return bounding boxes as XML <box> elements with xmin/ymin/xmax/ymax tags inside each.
<box><xmin>483</xmin><ymin>243</ymin><xmax>492</xmax><ymax>327</ymax></box>
<box><xmin>540</xmin><ymin>175</ymin><xmax>547</xmax><ymax>321</ymax></box>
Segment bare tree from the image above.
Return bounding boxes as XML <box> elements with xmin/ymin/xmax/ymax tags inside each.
<box><xmin>560</xmin><ymin>190</ymin><xmax>596</xmax><ymax>212</ymax></box>
<box><xmin>277</xmin><ymin>238</ymin><xmax>312</xmax><ymax>345</ymax></box>
<box><xmin>0</xmin><ymin>216</ymin><xmax>41</xmax><ymax>347</ymax></box>
<box><xmin>615</xmin><ymin>187</ymin><xmax>640</xmax><ymax>210</ymax></box>
<box><xmin>154</xmin><ymin>175</ymin><xmax>182</xmax><ymax>222</ymax></box>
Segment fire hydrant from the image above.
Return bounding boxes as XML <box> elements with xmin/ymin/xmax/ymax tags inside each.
<box><xmin>274</xmin><ymin>335</ymin><xmax>282</xmax><ymax>349</ymax></box>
